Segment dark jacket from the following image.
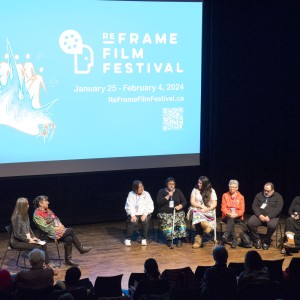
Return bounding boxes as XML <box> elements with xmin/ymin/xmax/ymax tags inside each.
<box><xmin>157</xmin><ymin>188</ymin><xmax>187</xmax><ymax>214</ymax></box>
<box><xmin>252</xmin><ymin>191</ymin><xmax>283</xmax><ymax>219</ymax></box>
<box><xmin>11</xmin><ymin>215</ymin><xmax>34</xmax><ymax>245</ymax></box>
<box><xmin>288</xmin><ymin>196</ymin><xmax>300</xmax><ymax>215</ymax></box>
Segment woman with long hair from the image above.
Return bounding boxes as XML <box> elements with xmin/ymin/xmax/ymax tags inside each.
<box><xmin>10</xmin><ymin>197</ymin><xmax>54</xmax><ymax>271</ymax></box>
<box><xmin>190</xmin><ymin>176</ymin><xmax>217</xmax><ymax>248</ymax></box>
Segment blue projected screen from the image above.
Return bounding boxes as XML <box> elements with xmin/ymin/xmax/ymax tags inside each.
<box><xmin>0</xmin><ymin>0</ymin><xmax>203</xmax><ymax>177</ymax></box>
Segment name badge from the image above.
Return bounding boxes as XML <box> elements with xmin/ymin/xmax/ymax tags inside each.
<box><xmin>260</xmin><ymin>203</ymin><xmax>267</xmax><ymax>209</ymax></box>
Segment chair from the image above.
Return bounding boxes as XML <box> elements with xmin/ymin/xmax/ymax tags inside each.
<box><xmin>194</xmin><ymin>266</ymin><xmax>212</xmax><ymax>285</ymax></box>
<box><xmin>263</xmin><ymin>259</ymin><xmax>284</xmax><ymax>281</ymax></box>
<box><xmin>219</xmin><ymin>218</ymin><xmax>244</xmax><ymax>244</ymax></box>
<box><xmin>160</xmin><ymin>267</ymin><xmax>198</xmax><ymax>290</ymax></box>
<box><xmin>236</xmin><ymin>283</ymin><xmax>273</xmax><ymax>300</ymax></box>
<box><xmin>187</xmin><ymin>209</ymin><xmax>217</xmax><ymax>244</ymax></box>
<box><xmin>228</xmin><ymin>262</ymin><xmax>244</xmax><ymax>276</ymax></box>
<box><xmin>128</xmin><ymin>272</ymin><xmax>147</xmax><ymax>296</ymax></box>
<box><xmin>94</xmin><ymin>274</ymin><xmax>123</xmax><ymax>299</ymax></box>
<box><xmin>0</xmin><ymin>224</ymin><xmax>30</xmax><ymax>269</ymax></box>
<box><xmin>37</xmin><ymin>228</ymin><xmax>63</xmax><ymax>267</ymax></box>
<box><xmin>15</xmin><ymin>285</ymin><xmax>54</xmax><ymax>300</ymax></box>
<box><xmin>126</xmin><ymin>215</ymin><xmax>155</xmax><ymax>243</ymax></box>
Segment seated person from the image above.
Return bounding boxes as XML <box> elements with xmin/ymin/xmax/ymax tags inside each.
<box><xmin>200</xmin><ymin>245</ymin><xmax>237</xmax><ymax>300</ymax></box>
<box><xmin>157</xmin><ymin>177</ymin><xmax>187</xmax><ymax>247</ymax></box>
<box><xmin>237</xmin><ymin>250</ymin><xmax>270</xmax><ymax>290</ymax></box>
<box><xmin>247</xmin><ymin>182</ymin><xmax>283</xmax><ymax>250</ymax></box>
<box><xmin>49</xmin><ymin>267</ymin><xmax>88</xmax><ymax>300</ymax></box>
<box><xmin>124</xmin><ymin>180</ymin><xmax>154</xmax><ymax>246</ymax></box>
<box><xmin>33</xmin><ymin>195</ymin><xmax>92</xmax><ymax>266</ymax></box>
<box><xmin>11</xmin><ymin>197</ymin><xmax>56</xmax><ymax>272</ymax></box>
<box><xmin>0</xmin><ymin>269</ymin><xmax>14</xmax><ymax>300</ymax></box>
<box><xmin>190</xmin><ymin>176</ymin><xmax>217</xmax><ymax>249</ymax></box>
<box><xmin>281</xmin><ymin>195</ymin><xmax>300</xmax><ymax>255</ymax></box>
<box><xmin>132</xmin><ymin>258</ymin><xmax>169</xmax><ymax>300</ymax></box>
<box><xmin>14</xmin><ymin>249</ymin><xmax>54</xmax><ymax>291</ymax></box>
<box><xmin>221</xmin><ymin>179</ymin><xmax>245</xmax><ymax>248</ymax></box>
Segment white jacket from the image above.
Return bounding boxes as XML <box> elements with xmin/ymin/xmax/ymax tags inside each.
<box><xmin>125</xmin><ymin>191</ymin><xmax>154</xmax><ymax>216</ymax></box>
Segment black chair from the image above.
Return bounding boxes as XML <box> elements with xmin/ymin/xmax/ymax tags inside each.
<box><xmin>128</xmin><ymin>272</ymin><xmax>147</xmax><ymax>296</ymax></box>
<box><xmin>15</xmin><ymin>286</ymin><xmax>54</xmax><ymax>300</ymax></box>
<box><xmin>0</xmin><ymin>224</ymin><xmax>30</xmax><ymax>269</ymax></box>
<box><xmin>126</xmin><ymin>215</ymin><xmax>155</xmax><ymax>243</ymax></box>
<box><xmin>94</xmin><ymin>274</ymin><xmax>123</xmax><ymax>299</ymax></box>
<box><xmin>263</xmin><ymin>259</ymin><xmax>284</xmax><ymax>281</ymax></box>
<box><xmin>236</xmin><ymin>283</ymin><xmax>273</xmax><ymax>300</ymax></box>
<box><xmin>228</xmin><ymin>262</ymin><xmax>245</xmax><ymax>276</ymax></box>
<box><xmin>37</xmin><ymin>228</ymin><xmax>63</xmax><ymax>267</ymax></box>
<box><xmin>194</xmin><ymin>266</ymin><xmax>212</xmax><ymax>285</ymax></box>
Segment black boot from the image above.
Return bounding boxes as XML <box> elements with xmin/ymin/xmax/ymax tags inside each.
<box><xmin>64</xmin><ymin>244</ymin><xmax>79</xmax><ymax>266</ymax></box>
<box><xmin>73</xmin><ymin>236</ymin><xmax>92</xmax><ymax>254</ymax></box>
<box><xmin>220</xmin><ymin>232</ymin><xmax>229</xmax><ymax>245</ymax></box>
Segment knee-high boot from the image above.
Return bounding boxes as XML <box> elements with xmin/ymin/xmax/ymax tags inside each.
<box><xmin>73</xmin><ymin>236</ymin><xmax>92</xmax><ymax>254</ymax></box>
<box><xmin>64</xmin><ymin>244</ymin><xmax>79</xmax><ymax>266</ymax></box>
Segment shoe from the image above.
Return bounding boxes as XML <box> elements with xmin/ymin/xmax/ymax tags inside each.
<box><xmin>141</xmin><ymin>239</ymin><xmax>147</xmax><ymax>246</ymax></box>
<box><xmin>177</xmin><ymin>239</ymin><xmax>183</xmax><ymax>248</ymax></box>
<box><xmin>124</xmin><ymin>239</ymin><xmax>131</xmax><ymax>247</ymax></box>
<box><xmin>64</xmin><ymin>244</ymin><xmax>79</xmax><ymax>267</ymax></box>
<box><xmin>231</xmin><ymin>239</ymin><xmax>237</xmax><ymax>249</ymax></box>
<box><xmin>262</xmin><ymin>242</ymin><xmax>269</xmax><ymax>250</ymax></box>
<box><xmin>254</xmin><ymin>240</ymin><xmax>262</xmax><ymax>249</ymax></box>
<box><xmin>167</xmin><ymin>240</ymin><xmax>172</xmax><ymax>247</ymax></box>
<box><xmin>192</xmin><ymin>235</ymin><xmax>202</xmax><ymax>249</ymax></box>
<box><xmin>220</xmin><ymin>233</ymin><xmax>229</xmax><ymax>246</ymax></box>
<box><xmin>284</xmin><ymin>231</ymin><xmax>296</xmax><ymax>248</ymax></box>
<box><xmin>65</xmin><ymin>260</ymin><xmax>79</xmax><ymax>267</ymax></box>
<box><xmin>73</xmin><ymin>236</ymin><xmax>92</xmax><ymax>254</ymax></box>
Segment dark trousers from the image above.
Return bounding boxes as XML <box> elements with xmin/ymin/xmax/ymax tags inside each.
<box><xmin>126</xmin><ymin>215</ymin><xmax>150</xmax><ymax>239</ymax></box>
<box><xmin>11</xmin><ymin>241</ymin><xmax>50</xmax><ymax>264</ymax></box>
<box><xmin>58</xmin><ymin>228</ymin><xmax>76</xmax><ymax>246</ymax></box>
<box><xmin>222</xmin><ymin>217</ymin><xmax>242</xmax><ymax>239</ymax></box>
<box><xmin>247</xmin><ymin>215</ymin><xmax>279</xmax><ymax>244</ymax></box>
<box><xmin>285</xmin><ymin>216</ymin><xmax>300</xmax><ymax>248</ymax></box>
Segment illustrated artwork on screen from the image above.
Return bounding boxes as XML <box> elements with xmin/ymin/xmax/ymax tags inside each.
<box><xmin>0</xmin><ymin>41</ymin><xmax>57</xmax><ymax>141</ymax></box>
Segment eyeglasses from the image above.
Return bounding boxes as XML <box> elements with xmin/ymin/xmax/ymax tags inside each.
<box><xmin>264</xmin><ymin>190</ymin><xmax>272</xmax><ymax>193</ymax></box>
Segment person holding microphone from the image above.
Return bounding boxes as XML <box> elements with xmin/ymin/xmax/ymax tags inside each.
<box><xmin>157</xmin><ymin>177</ymin><xmax>187</xmax><ymax>247</ymax></box>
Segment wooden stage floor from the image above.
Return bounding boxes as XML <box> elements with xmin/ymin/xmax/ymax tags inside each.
<box><xmin>1</xmin><ymin>219</ymin><xmax>299</xmax><ymax>289</ymax></box>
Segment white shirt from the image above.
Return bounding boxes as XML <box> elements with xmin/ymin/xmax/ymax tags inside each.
<box><xmin>191</xmin><ymin>188</ymin><xmax>217</xmax><ymax>206</ymax></box>
<box><xmin>125</xmin><ymin>191</ymin><xmax>154</xmax><ymax>216</ymax></box>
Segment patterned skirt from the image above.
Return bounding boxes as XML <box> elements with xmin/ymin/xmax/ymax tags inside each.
<box><xmin>157</xmin><ymin>210</ymin><xmax>187</xmax><ymax>239</ymax></box>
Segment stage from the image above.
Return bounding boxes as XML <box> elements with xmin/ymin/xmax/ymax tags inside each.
<box><xmin>0</xmin><ymin>219</ymin><xmax>298</xmax><ymax>289</ymax></box>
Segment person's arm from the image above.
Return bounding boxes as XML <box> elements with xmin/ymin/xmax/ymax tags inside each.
<box><xmin>143</xmin><ymin>192</ymin><xmax>154</xmax><ymax>215</ymax></box>
<box><xmin>221</xmin><ymin>193</ymin><xmax>231</xmax><ymax>217</ymax></box>
<box><xmin>268</xmin><ymin>193</ymin><xmax>283</xmax><ymax>219</ymax></box>
<box><xmin>11</xmin><ymin>216</ymin><xmax>30</xmax><ymax>242</ymax></box>
<box><xmin>288</xmin><ymin>197</ymin><xmax>298</xmax><ymax>216</ymax></box>
<box><xmin>252</xmin><ymin>194</ymin><xmax>262</xmax><ymax>217</ymax></box>
<box><xmin>33</xmin><ymin>214</ymin><xmax>56</xmax><ymax>236</ymax></box>
<box><xmin>157</xmin><ymin>188</ymin><xmax>169</xmax><ymax>207</ymax></box>
<box><xmin>236</xmin><ymin>194</ymin><xmax>245</xmax><ymax>217</ymax></box>
<box><xmin>125</xmin><ymin>192</ymin><xmax>135</xmax><ymax>216</ymax></box>
<box><xmin>178</xmin><ymin>189</ymin><xmax>187</xmax><ymax>209</ymax></box>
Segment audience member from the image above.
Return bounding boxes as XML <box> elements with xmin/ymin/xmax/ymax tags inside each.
<box><xmin>201</xmin><ymin>245</ymin><xmax>236</xmax><ymax>300</ymax></box>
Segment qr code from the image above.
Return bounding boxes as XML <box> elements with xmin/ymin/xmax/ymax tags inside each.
<box><xmin>162</xmin><ymin>107</ymin><xmax>184</xmax><ymax>131</ymax></box>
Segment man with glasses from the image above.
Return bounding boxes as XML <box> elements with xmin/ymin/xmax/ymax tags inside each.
<box><xmin>247</xmin><ymin>182</ymin><xmax>283</xmax><ymax>250</ymax></box>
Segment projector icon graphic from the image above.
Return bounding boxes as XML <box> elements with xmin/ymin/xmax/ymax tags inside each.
<box><xmin>59</xmin><ymin>29</ymin><xmax>94</xmax><ymax>74</ymax></box>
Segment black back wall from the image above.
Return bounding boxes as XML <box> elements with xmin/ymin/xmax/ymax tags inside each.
<box><xmin>1</xmin><ymin>0</ymin><xmax>300</xmax><ymax>227</ymax></box>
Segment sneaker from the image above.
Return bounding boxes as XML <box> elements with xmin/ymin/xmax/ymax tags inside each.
<box><xmin>124</xmin><ymin>239</ymin><xmax>131</xmax><ymax>247</ymax></box>
<box><xmin>141</xmin><ymin>239</ymin><xmax>147</xmax><ymax>246</ymax></box>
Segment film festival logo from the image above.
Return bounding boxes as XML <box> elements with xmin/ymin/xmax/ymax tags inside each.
<box><xmin>59</xmin><ymin>30</ymin><xmax>94</xmax><ymax>74</ymax></box>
